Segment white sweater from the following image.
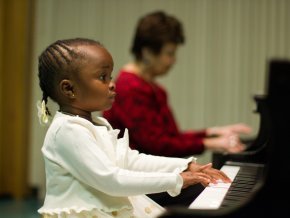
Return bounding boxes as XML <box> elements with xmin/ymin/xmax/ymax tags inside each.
<box><xmin>38</xmin><ymin>111</ymin><xmax>193</xmax><ymax>217</ymax></box>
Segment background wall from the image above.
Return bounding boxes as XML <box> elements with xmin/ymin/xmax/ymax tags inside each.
<box><xmin>0</xmin><ymin>0</ymin><xmax>34</xmax><ymax>199</ymax></box>
<box><xmin>29</xmin><ymin>0</ymin><xmax>290</xmax><ymax>198</ymax></box>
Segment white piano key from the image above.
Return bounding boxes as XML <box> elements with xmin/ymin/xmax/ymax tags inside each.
<box><xmin>188</xmin><ymin>165</ymin><xmax>240</xmax><ymax>210</ymax></box>
<box><xmin>220</xmin><ymin>165</ymin><xmax>240</xmax><ymax>181</ymax></box>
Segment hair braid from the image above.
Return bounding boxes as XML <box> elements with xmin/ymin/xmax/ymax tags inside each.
<box><xmin>41</xmin><ymin>92</ymin><xmax>51</xmax><ymax>116</ymax></box>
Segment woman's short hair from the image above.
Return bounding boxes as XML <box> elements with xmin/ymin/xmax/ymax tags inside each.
<box><xmin>131</xmin><ymin>11</ymin><xmax>185</xmax><ymax>60</ymax></box>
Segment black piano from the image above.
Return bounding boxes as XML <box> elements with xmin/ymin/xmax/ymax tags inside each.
<box><xmin>212</xmin><ymin>93</ymin><xmax>270</xmax><ymax>170</ymax></box>
<box><xmin>158</xmin><ymin>60</ymin><xmax>290</xmax><ymax>218</ymax></box>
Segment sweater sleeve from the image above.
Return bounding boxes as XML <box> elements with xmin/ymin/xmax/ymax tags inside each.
<box><xmin>47</xmin><ymin>119</ymin><xmax>184</xmax><ymax>197</ymax></box>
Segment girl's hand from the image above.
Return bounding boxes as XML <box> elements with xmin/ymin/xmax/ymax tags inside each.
<box><xmin>187</xmin><ymin>162</ymin><xmax>231</xmax><ymax>184</ymax></box>
<box><xmin>180</xmin><ymin>171</ymin><xmax>211</xmax><ymax>188</ymax></box>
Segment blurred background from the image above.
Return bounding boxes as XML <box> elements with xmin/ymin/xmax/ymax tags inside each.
<box><xmin>1</xmin><ymin>0</ymin><xmax>290</xmax><ymax>217</ymax></box>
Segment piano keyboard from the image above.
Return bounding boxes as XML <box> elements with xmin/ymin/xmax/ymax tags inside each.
<box><xmin>189</xmin><ymin>162</ymin><xmax>264</xmax><ymax>210</ymax></box>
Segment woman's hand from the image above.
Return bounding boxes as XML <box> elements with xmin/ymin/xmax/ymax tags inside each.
<box><xmin>203</xmin><ymin>134</ymin><xmax>246</xmax><ymax>153</ymax></box>
<box><xmin>206</xmin><ymin>123</ymin><xmax>252</xmax><ymax>136</ymax></box>
<box><xmin>204</xmin><ymin>123</ymin><xmax>252</xmax><ymax>153</ymax></box>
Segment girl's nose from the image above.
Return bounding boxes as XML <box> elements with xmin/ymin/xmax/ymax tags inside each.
<box><xmin>109</xmin><ymin>81</ymin><xmax>115</xmax><ymax>91</ymax></box>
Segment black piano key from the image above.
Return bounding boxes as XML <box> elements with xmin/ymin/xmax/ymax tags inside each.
<box><xmin>220</xmin><ymin>164</ymin><xmax>264</xmax><ymax>209</ymax></box>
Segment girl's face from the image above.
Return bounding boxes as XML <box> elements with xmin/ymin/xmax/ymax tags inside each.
<box><xmin>148</xmin><ymin>43</ymin><xmax>178</xmax><ymax>77</ymax></box>
<box><xmin>72</xmin><ymin>45</ymin><xmax>116</xmax><ymax>112</ymax></box>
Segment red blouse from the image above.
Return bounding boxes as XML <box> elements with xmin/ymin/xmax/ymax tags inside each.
<box><xmin>103</xmin><ymin>71</ymin><xmax>206</xmax><ymax>157</ymax></box>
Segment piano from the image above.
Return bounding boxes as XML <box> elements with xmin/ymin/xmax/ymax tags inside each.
<box><xmin>212</xmin><ymin>94</ymin><xmax>270</xmax><ymax>169</ymax></box>
<box><xmin>189</xmin><ymin>162</ymin><xmax>264</xmax><ymax>210</ymax></box>
<box><xmin>158</xmin><ymin>59</ymin><xmax>290</xmax><ymax>217</ymax></box>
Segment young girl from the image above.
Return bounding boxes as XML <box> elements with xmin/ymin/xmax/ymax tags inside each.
<box><xmin>37</xmin><ymin>38</ymin><xmax>230</xmax><ymax>218</ymax></box>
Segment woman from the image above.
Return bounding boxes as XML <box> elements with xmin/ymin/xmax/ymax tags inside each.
<box><xmin>102</xmin><ymin>11</ymin><xmax>252</xmax><ymax>207</ymax></box>
<box><xmin>103</xmin><ymin>11</ymin><xmax>252</xmax><ymax>158</ymax></box>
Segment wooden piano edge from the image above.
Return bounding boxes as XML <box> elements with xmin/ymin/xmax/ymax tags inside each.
<box><xmin>212</xmin><ymin>141</ymin><xmax>269</xmax><ymax>169</ymax></box>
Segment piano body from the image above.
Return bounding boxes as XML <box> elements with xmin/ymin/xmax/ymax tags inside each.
<box><xmin>212</xmin><ymin>93</ymin><xmax>270</xmax><ymax>169</ymax></box>
<box><xmin>158</xmin><ymin>60</ymin><xmax>290</xmax><ymax>217</ymax></box>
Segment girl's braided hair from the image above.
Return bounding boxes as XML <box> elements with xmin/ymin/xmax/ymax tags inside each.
<box><xmin>38</xmin><ymin>38</ymin><xmax>101</xmax><ymax>116</ymax></box>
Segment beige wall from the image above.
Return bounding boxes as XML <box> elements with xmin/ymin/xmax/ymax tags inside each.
<box><xmin>30</xmin><ymin>0</ymin><xmax>290</xmax><ymax>198</ymax></box>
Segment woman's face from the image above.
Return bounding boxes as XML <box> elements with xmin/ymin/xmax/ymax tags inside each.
<box><xmin>148</xmin><ymin>43</ymin><xmax>178</xmax><ymax>77</ymax></box>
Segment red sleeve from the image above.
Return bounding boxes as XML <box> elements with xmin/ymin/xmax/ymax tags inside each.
<box><xmin>103</xmin><ymin>72</ymin><xmax>206</xmax><ymax>157</ymax></box>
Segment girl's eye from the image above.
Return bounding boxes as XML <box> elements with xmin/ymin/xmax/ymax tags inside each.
<box><xmin>99</xmin><ymin>74</ymin><xmax>113</xmax><ymax>82</ymax></box>
<box><xmin>99</xmin><ymin>75</ymin><xmax>106</xmax><ymax>81</ymax></box>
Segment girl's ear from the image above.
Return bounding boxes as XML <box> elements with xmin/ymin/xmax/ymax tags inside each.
<box><xmin>59</xmin><ymin>79</ymin><xmax>75</xmax><ymax>99</ymax></box>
